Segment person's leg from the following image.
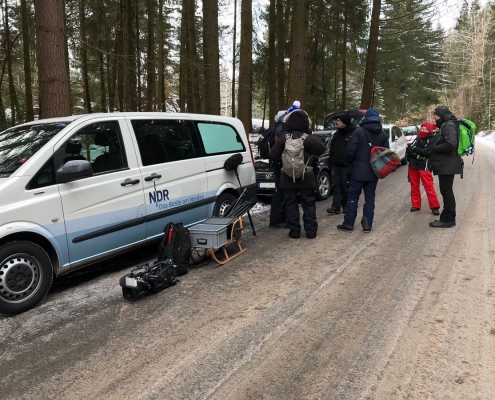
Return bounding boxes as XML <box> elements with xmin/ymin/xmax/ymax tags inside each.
<box><xmin>329</xmin><ymin>165</ymin><xmax>342</xmax><ymax>211</ymax></box>
<box><xmin>362</xmin><ymin>180</ymin><xmax>378</xmax><ymax>228</ymax></box>
<box><xmin>341</xmin><ymin>166</ymin><xmax>351</xmax><ymax>212</ymax></box>
<box><xmin>300</xmin><ymin>187</ymin><xmax>317</xmax><ymax>238</ymax></box>
<box><xmin>284</xmin><ymin>189</ymin><xmax>301</xmax><ymax>238</ymax></box>
<box><xmin>419</xmin><ymin>170</ymin><xmax>440</xmax><ymax>210</ymax></box>
<box><xmin>409</xmin><ymin>167</ymin><xmax>421</xmax><ymax>209</ymax></box>
<box><xmin>342</xmin><ymin>180</ymin><xmax>364</xmax><ymax>228</ymax></box>
<box><xmin>269</xmin><ymin>170</ymin><xmax>286</xmax><ymax>226</ymax></box>
<box><xmin>438</xmin><ymin>174</ymin><xmax>455</xmax><ymax>223</ymax></box>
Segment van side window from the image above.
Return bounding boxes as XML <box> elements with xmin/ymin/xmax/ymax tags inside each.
<box><xmin>63</xmin><ymin>121</ymin><xmax>127</xmax><ymax>174</ymax></box>
<box><xmin>27</xmin><ymin>158</ymin><xmax>56</xmax><ymax>190</ymax></box>
<box><xmin>131</xmin><ymin>119</ymin><xmax>198</xmax><ymax>166</ymax></box>
<box><xmin>196</xmin><ymin>122</ymin><xmax>245</xmax><ymax>155</ymax></box>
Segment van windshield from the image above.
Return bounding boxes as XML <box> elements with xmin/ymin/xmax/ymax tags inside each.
<box><xmin>0</xmin><ymin>122</ymin><xmax>70</xmax><ymax>177</ymax></box>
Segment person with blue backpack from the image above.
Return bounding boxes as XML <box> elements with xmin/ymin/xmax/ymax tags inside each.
<box><xmin>412</xmin><ymin>105</ymin><xmax>463</xmax><ymax>228</ymax></box>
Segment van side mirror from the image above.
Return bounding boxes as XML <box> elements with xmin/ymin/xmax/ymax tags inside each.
<box><xmin>57</xmin><ymin>160</ymin><xmax>93</xmax><ymax>183</ymax></box>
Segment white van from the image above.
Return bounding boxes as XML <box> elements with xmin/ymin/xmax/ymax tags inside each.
<box><xmin>382</xmin><ymin>123</ymin><xmax>407</xmax><ymax>165</ymax></box>
<box><xmin>0</xmin><ymin>113</ymin><xmax>256</xmax><ymax>315</ymax></box>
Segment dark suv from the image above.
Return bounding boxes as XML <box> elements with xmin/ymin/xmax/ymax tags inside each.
<box><xmin>255</xmin><ymin>132</ymin><xmax>333</xmax><ymax>201</ymax></box>
<box><xmin>319</xmin><ymin>109</ymin><xmax>366</xmax><ymax>135</ymax></box>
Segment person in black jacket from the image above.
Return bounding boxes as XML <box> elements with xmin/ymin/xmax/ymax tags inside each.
<box><xmin>407</xmin><ymin>122</ymin><xmax>440</xmax><ymax>214</ymax></box>
<box><xmin>327</xmin><ymin>113</ymin><xmax>353</xmax><ymax>215</ymax></box>
<box><xmin>269</xmin><ymin>110</ymin><xmax>290</xmax><ymax>228</ymax></box>
<box><xmin>337</xmin><ymin>108</ymin><xmax>389</xmax><ymax>233</ymax></box>
<box><xmin>270</xmin><ymin>110</ymin><xmax>326</xmax><ymax>239</ymax></box>
<box><xmin>412</xmin><ymin>105</ymin><xmax>463</xmax><ymax>228</ymax></box>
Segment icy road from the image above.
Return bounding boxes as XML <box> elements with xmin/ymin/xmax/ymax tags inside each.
<box><xmin>1</xmin><ymin>140</ymin><xmax>495</xmax><ymax>400</ymax></box>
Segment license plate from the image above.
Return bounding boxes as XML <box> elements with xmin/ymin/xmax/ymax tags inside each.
<box><xmin>259</xmin><ymin>182</ymin><xmax>275</xmax><ymax>189</ymax></box>
<box><xmin>125</xmin><ymin>277</ymin><xmax>138</xmax><ymax>288</ymax></box>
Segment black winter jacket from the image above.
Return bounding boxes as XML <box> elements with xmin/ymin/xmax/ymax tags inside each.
<box><xmin>330</xmin><ymin>125</ymin><xmax>353</xmax><ymax>166</ymax></box>
<box><xmin>347</xmin><ymin>121</ymin><xmax>389</xmax><ymax>182</ymax></box>
<box><xmin>428</xmin><ymin>112</ymin><xmax>463</xmax><ymax>175</ymax></box>
<box><xmin>407</xmin><ymin>132</ymin><xmax>434</xmax><ymax>170</ymax></box>
<box><xmin>270</xmin><ymin>131</ymin><xmax>326</xmax><ymax>189</ymax></box>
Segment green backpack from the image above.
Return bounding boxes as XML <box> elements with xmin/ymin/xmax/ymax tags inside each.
<box><xmin>457</xmin><ymin>119</ymin><xmax>476</xmax><ymax>157</ymax></box>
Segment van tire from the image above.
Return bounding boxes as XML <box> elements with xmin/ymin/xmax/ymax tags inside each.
<box><xmin>0</xmin><ymin>241</ymin><xmax>53</xmax><ymax>316</ymax></box>
<box><xmin>214</xmin><ymin>192</ymin><xmax>237</xmax><ymax>217</ymax></box>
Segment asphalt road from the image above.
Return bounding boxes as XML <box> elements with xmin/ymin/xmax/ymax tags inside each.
<box><xmin>1</xmin><ymin>142</ymin><xmax>495</xmax><ymax>400</ymax></box>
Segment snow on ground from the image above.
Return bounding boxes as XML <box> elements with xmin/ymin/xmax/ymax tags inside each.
<box><xmin>476</xmin><ymin>131</ymin><xmax>495</xmax><ymax>150</ymax></box>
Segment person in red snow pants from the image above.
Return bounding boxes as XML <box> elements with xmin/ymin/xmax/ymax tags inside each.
<box><xmin>406</xmin><ymin>122</ymin><xmax>440</xmax><ymax>215</ymax></box>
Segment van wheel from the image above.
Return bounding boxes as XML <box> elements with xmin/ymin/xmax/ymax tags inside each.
<box><xmin>0</xmin><ymin>241</ymin><xmax>53</xmax><ymax>316</ymax></box>
<box><xmin>316</xmin><ymin>171</ymin><xmax>332</xmax><ymax>201</ymax></box>
<box><xmin>214</xmin><ymin>193</ymin><xmax>237</xmax><ymax>217</ymax></box>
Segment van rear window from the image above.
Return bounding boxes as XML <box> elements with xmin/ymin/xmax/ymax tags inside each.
<box><xmin>197</xmin><ymin>123</ymin><xmax>245</xmax><ymax>155</ymax></box>
<box><xmin>0</xmin><ymin>122</ymin><xmax>69</xmax><ymax>177</ymax></box>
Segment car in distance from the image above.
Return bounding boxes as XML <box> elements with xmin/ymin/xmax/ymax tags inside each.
<box><xmin>382</xmin><ymin>123</ymin><xmax>407</xmax><ymax>165</ymax></box>
<box><xmin>401</xmin><ymin>125</ymin><xmax>420</xmax><ymax>146</ymax></box>
<box><xmin>318</xmin><ymin>109</ymin><xmax>366</xmax><ymax>135</ymax></box>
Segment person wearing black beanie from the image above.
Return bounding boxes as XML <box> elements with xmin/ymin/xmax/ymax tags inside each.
<box><xmin>327</xmin><ymin>114</ymin><xmax>354</xmax><ymax>215</ymax></box>
<box><xmin>416</xmin><ymin>105</ymin><xmax>463</xmax><ymax>228</ymax></box>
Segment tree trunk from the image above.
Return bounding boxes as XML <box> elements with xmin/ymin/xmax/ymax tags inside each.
<box><xmin>341</xmin><ymin>0</ymin><xmax>347</xmax><ymax>110</ymax></box>
<box><xmin>185</xmin><ymin>0</ymin><xmax>201</xmax><ymax>113</ymax></box>
<box><xmin>360</xmin><ymin>0</ymin><xmax>381</xmax><ymax>109</ymax></box>
<box><xmin>34</xmin><ymin>0</ymin><xmax>70</xmax><ymax>119</ymax></box>
<box><xmin>4</xmin><ymin>0</ymin><xmax>19</xmax><ymax>125</ymax></box>
<box><xmin>179</xmin><ymin>3</ymin><xmax>186</xmax><ymax>113</ymax></box>
<box><xmin>136</xmin><ymin>0</ymin><xmax>141</xmax><ymax>111</ymax></box>
<box><xmin>117</xmin><ymin>0</ymin><xmax>125</xmax><ymax>111</ymax></box>
<box><xmin>275</xmin><ymin>0</ymin><xmax>285</xmax><ymax>111</ymax></box>
<box><xmin>0</xmin><ymin>58</ymin><xmax>8</xmax><ymax>129</ymax></box>
<box><xmin>237</xmin><ymin>0</ymin><xmax>252</xmax><ymax>134</ymax></box>
<box><xmin>231</xmin><ymin>0</ymin><xmax>237</xmax><ymax>117</ymax></box>
<box><xmin>145</xmin><ymin>0</ymin><xmax>155</xmax><ymax>111</ymax></box>
<box><xmin>98</xmin><ymin>2</ymin><xmax>107</xmax><ymax>112</ymax></box>
<box><xmin>203</xmin><ymin>0</ymin><xmax>220</xmax><ymax>115</ymax></box>
<box><xmin>79</xmin><ymin>0</ymin><xmax>92</xmax><ymax>113</ymax></box>
<box><xmin>268</xmin><ymin>0</ymin><xmax>277</xmax><ymax>120</ymax></box>
<box><xmin>21</xmin><ymin>0</ymin><xmax>34</xmax><ymax>121</ymax></box>
<box><xmin>286</xmin><ymin>0</ymin><xmax>309</xmax><ymax>108</ymax></box>
<box><xmin>158</xmin><ymin>0</ymin><xmax>165</xmax><ymax>111</ymax></box>
<box><xmin>126</xmin><ymin>0</ymin><xmax>137</xmax><ymax>111</ymax></box>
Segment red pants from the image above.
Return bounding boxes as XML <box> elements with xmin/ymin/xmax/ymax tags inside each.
<box><xmin>409</xmin><ymin>167</ymin><xmax>440</xmax><ymax>210</ymax></box>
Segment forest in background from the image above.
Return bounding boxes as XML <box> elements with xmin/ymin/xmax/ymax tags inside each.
<box><xmin>0</xmin><ymin>0</ymin><xmax>494</xmax><ymax>133</ymax></box>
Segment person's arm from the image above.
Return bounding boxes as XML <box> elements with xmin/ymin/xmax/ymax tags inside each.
<box><xmin>308</xmin><ymin>135</ymin><xmax>326</xmax><ymax>157</ymax></box>
<box><xmin>346</xmin><ymin>129</ymin><xmax>360</xmax><ymax>164</ymax></box>
<box><xmin>270</xmin><ymin>134</ymin><xmax>286</xmax><ymax>161</ymax></box>
<box><xmin>430</xmin><ymin>122</ymin><xmax>457</xmax><ymax>153</ymax></box>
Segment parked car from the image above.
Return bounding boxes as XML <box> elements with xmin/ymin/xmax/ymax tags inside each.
<box><xmin>318</xmin><ymin>109</ymin><xmax>366</xmax><ymax>135</ymax></box>
<box><xmin>382</xmin><ymin>123</ymin><xmax>408</xmax><ymax>164</ymax></box>
<box><xmin>401</xmin><ymin>125</ymin><xmax>420</xmax><ymax>146</ymax></box>
<box><xmin>255</xmin><ymin>132</ymin><xmax>333</xmax><ymax>201</ymax></box>
<box><xmin>0</xmin><ymin>112</ymin><xmax>256</xmax><ymax>315</ymax></box>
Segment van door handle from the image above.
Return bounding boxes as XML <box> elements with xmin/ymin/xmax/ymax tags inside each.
<box><xmin>121</xmin><ymin>178</ymin><xmax>140</xmax><ymax>186</ymax></box>
<box><xmin>144</xmin><ymin>174</ymin><xmax>162</xmax><ymax>181</ymax></box>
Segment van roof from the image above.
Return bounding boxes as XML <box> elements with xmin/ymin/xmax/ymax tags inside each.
<box><xmin>20</xmin><ymin>112</ymin><xmax>241</xmax><ymax>127</ymax></box>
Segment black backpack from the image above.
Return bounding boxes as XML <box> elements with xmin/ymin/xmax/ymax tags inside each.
<box><xmin>257</xmin><ymin>126</ymin><xmax>276</xmax><ymax>159</ymax></box>
<box><xmin>158</xmin><ymin>222</ymin><xmax>191</xmax><ymax>276</ymax></box>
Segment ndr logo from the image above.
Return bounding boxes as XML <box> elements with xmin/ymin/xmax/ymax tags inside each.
<box><xmin>149</xmin><ymin>189</ymin><xmax>170</xmax><ymax>204</ymax></box>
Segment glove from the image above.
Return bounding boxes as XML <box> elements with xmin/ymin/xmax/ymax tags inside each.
<box><xmin>412</xmin><ymin>146</ymin><xmax>430</xmax><ymax>157</ymax></box>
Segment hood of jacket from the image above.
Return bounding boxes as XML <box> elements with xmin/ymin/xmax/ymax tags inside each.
<box><xmin>359</xmin><ymin>120</ymin><xmax>383</xmax><ymax>135</ymax></box>
<box><xmin>436</xmin><ymin>111</ymin><xmax>457</xmax><ymax>129</ymax></box>
<box><xmin>283</xmin><ymin>109</ymin><xmax>311</xmax><ymax>134</ymax></box>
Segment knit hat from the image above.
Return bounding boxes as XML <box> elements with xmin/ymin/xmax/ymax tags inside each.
<box><xmin>420</xmin><ymin>121</ymin><xmax>436</xmax><ymax>134</ymax></box>
<box><xmin>434</xmin><ymin>105</ymin><xmax>450</xmax><ymax>118</ymax></box>
<box><xmin>286</xmin><ymin>100</ymin><xmax>301</xmax><ymax>114</ymax></box>
<box><xmin>359</xmin><ymin>108</ymin><xmax>381</xmax><ymax>126</ymax></box>
<box><xmin>275</xmin><ymin>110</ymin><xmax>286</xmax><ymax>122</ymax></box>
<box><xmin>337</xmin><ymin>113</ymin><xmax>351</xmax><ymax>126</ymax></box>
<box><xmin>365</xmin><ymin>108</ymin><xmax>379</xmax><ymax>118</ymax></box>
